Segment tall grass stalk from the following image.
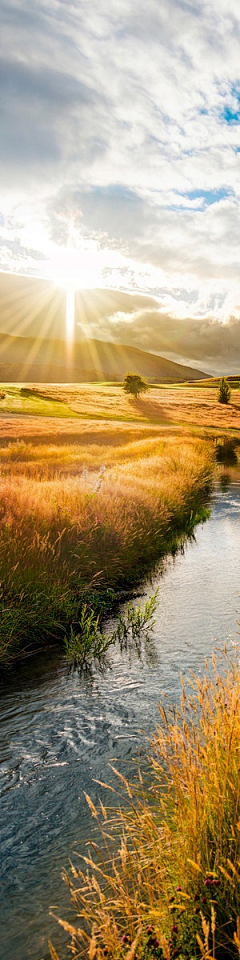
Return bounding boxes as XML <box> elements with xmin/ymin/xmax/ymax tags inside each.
<box><xmin>50</xmin><ymin>652</ymin><xmax>240</xmax><ymax>960</ymax></box>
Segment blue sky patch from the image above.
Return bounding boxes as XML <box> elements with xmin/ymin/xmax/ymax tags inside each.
<box><xmin>223</xmin><ymin>106</ymin><xmax>240</xmax><ymax>124</ymax></box>
<box><xmin>222</xmin><ymin>85</ymin><xmax>240</xmax><ymax>124</ymax></box>
<box><xmin>169</xmin><ymin>188</ymin><xmax>232</xmax><ymax>212</ymax></box>
<box><xmin>184</xmin><ymin>187</ymin><xmax>232</xmax><ymax>207</ymax></box>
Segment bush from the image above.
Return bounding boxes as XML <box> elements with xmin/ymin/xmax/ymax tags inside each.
<box><xmin>217</xmin><ymin>377</ymin><xmax>231</xmax><ymax>405</ymax></box>
<box><xmin>123</xmin><ymin>373</ymin><xmax>149</xmax><ymax>398</ymax></box>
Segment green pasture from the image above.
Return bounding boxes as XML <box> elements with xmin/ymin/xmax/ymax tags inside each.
<box><xmin>0</xmin><ymin>385</ymin><xmax>79</xmax><ymax>417</ymax></box>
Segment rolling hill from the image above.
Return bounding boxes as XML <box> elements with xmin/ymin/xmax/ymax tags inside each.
<box><xmin>0</xmin><ymin>272</ymin><xmax>208</xmax><ymax>382</ymax></box>
<box><xmin>0</xmin><ymin>331</ymin><xmax>207</xmax><ymax>383</ymax></box>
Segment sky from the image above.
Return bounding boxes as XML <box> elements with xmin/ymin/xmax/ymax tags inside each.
<box><xmin>1</xmin><ymin>0</ymin><xmax>240</xmax><ymax>373</ymax></box>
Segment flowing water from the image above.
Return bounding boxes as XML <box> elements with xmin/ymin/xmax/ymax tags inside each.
<box><xmin>0</xmin><ymin>475</ymin><xmax>240</xmax><ymax>960</ymax></box>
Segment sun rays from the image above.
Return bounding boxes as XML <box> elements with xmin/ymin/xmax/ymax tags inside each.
<box><xmin>65</xmin><ymin>287</ymin><xmax>75</xmax><ymax>343</ymax></box>
<box><xmin>0</xmin><ymin>269</ymin><xmax>123</xmax><ymax>382</ymax></box>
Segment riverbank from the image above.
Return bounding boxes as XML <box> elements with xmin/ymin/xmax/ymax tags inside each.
<box><xmin>0</xmin><ymin>429</ymin><xmax>213</xmax><ymax>668</ymax></box>
<box><xmin>51</xmin><ymin>652</ymin><xmax>240</xmax><ymax>960</ymax></box>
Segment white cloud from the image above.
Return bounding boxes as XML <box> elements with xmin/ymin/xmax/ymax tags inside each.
<box><xmin>1</xmin><ymin>0</ymin><xmax>240</xmax><ymax>368</ymax></box>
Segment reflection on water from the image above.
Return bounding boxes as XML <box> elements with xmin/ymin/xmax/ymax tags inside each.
<box><xmin>0</xmin><ymin>481</ymin><xmax>240</xmax><ymax>960</ymax></box>
<box><xmin>215</xmin><ymin>436</ymin><xmax>239</xmax><ymax>466</ymax></box>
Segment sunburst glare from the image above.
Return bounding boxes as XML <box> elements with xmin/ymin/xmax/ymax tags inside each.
<box><xmin>65</xmin><ymin>287</ymin><xmax>75</xmax><ymax>344</ymax></box>
<box><xmin>48</xmin><ymin>243</ymin><xmax>103</xmax><ymax>291</ymax></box>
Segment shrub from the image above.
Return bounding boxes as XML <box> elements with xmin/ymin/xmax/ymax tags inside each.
<box><xmin>217</xmin><ymin>378</ymin><xmax>231</xmax><ymax>405</ymax></box>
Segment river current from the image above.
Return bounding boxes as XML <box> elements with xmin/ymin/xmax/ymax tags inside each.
<box><xmin>0</xmin><ymin>477</ymin><xmax>240</xmax><ymax>960</ymax></box>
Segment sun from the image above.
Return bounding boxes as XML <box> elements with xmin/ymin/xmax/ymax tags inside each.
<box><xmin>47</xmin><ymin>243</ymin><xmax>104</xmax><ymax>292</ymax></box>
<box><xmin>45</xmin><ymin>241</ymin><xmax>106</xmax><ymax>346</ymax></box>
<box><xmin>44</xmin><ymin>237</ymin><xmax>140</xmax><ymax>347</ymax></box>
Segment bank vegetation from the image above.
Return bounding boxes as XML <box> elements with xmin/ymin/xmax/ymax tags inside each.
<box><xmin>0</xmin><ymin>429</ymin><xmax>212</xmax><ymax>668</ymax></box>
<box><xmin>50</xmin><ymin>653</ymin><xmax>240</xmax><ymax>960</ymax></box>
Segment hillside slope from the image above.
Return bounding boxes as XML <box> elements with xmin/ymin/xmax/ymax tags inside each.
<box><xmin>0</xmin><ymin>332</ymin><xmax>208</xmax><ymax>382</ymax></box>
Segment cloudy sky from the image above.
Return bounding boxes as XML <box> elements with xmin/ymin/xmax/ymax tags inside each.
<box><xmin>1</xmin><ymin>0</ymin><xmax>240</xmax><ymax>373</ymax></box>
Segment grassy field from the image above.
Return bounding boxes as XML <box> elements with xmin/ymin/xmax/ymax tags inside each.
<box><xmin>51</xmin><ymin>653</ymin><xmax>240</xmax><ymax>960</ymax></box>
<box><xmin>1</xmin><ymin>381</ymin><xmax>240</xmax><ymax>430</ymax></box>
<box><xmin>0</xmin><ymin>388</ymin><xmax>214</xmax><ymax>667</ymax></box>
<box><xmin>0</xmin><ymin>385</ymin><xmax>79</xmax><ymax>417</ymax></box>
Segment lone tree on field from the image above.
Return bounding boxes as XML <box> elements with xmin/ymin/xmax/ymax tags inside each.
<box><xmin>123</xmin><ymin>372</ymin><xmax>149</xmax><ymax>399</ymax></box>
<box><xmin>217</xmin><ymin>377</ymin><xmax>231</xmax><ymax>405</ymax></box>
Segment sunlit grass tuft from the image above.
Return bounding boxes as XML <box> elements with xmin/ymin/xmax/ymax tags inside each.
<box><xmin>51</xmin><ymin>651</ymin><xmax>240</xmax><ymax>960</ymax></box>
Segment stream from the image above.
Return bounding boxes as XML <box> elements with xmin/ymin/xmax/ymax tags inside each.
<box><xmin>0</xmin><ymin>474</ymin><xmax>240</xmax><ymax>960</ymax></box>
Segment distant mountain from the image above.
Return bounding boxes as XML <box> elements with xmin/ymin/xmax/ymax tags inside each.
<box><xmin>0</xmin><ymin>272</ymin><xmax>208</xmax><ymax>381</ymax></box>
<box><xmin>0</xmin><ymin>332</ymin><xmax>207</xmax><ymax>383</ymax></box>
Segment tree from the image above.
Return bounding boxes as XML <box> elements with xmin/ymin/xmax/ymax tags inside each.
<box><xmin>123</xmin><ymin>372</ymin><xmax>149</xmax><ymax>398</ymax></box>
<box><xmin>217</xmin><ymin>377</ymin><xmax>231</xmax><ymax>405</ymax></box>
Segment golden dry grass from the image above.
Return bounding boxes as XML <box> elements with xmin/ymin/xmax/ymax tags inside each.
<box><xmin>1</xmin><ymin>382</ymin><xmax>240</xmax><ymax>432</ymax></box>
<box><xmin>0</xmin><ymin>424</ymin><xmax>213</xmax><ymax>665</ymax></box>
<box><xmin>9</xmin><ymin>382</ymin><xmax>240</xmax><ymax>431</ymax></box>
<box><xmin>0</xmin><ymin>414</ymin><xmax>167</xmax><ymax>443</ymax></box>
<box><xmin>51</xmin><ymin>653</ymin><xmax>240</xmax><ymax>960</ymax></box>
<box><xmin>0</xmin><ymin>434</ymin><xmax>211</xmax><ymax>573</ymax></box>
<box><xmin>0</xmin><ymin>385</ymin><xmax>218</xmax><ymax>667</ymax></box>
<box><xmin>0</xmin><ymin>423</ymin><xmax>168</xmax><ymax>476</ymax></box>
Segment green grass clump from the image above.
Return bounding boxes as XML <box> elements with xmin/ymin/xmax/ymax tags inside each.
<box><xmin>113</xmin><ymin>589</ymin><xmax>159</xmax><ymax>650</ymax></box>
<box><xmin>63</xmin><ymin>592</ymin><xmax>159</xmax><ymax>671</ymax></box>
<box><xmin>0</xmin><ymin>578</ymin><xmax>79</xmax><ymax>667</ymax></box>
<box><xmin>64</xmin><ymin>605</ymin><xmax>112</xmax><ymax>670</ymax></box>
<box><xmin>51</xmin><ymin>652</ymin><xmax>240</xmax><ymax>960</ymax></box>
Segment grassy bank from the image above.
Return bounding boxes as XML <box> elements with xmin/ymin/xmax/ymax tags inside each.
<box><xmin>0</xmin><ymin>430</ymin><xmax>212</xmax><ymax>668</ymax></box>
<box><xmin>51</xmin><ymin>653</ymin><xmax>240</xmax><ymax>960</ymax></box>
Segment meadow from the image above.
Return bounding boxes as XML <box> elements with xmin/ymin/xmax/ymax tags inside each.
<box><xmin>1</xmin><ymin>380</ymin><xmax>240</xmax><ymax>430</ymax></box>
<box><xmin>37</xmin><ymin>381</ymin><xmax>240</xmax><ymax>432</ymax></box>
<box><xmin>0</xmin><ymin>383</ymin><xmax>215</xmax><ymax>668</ymax></box>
